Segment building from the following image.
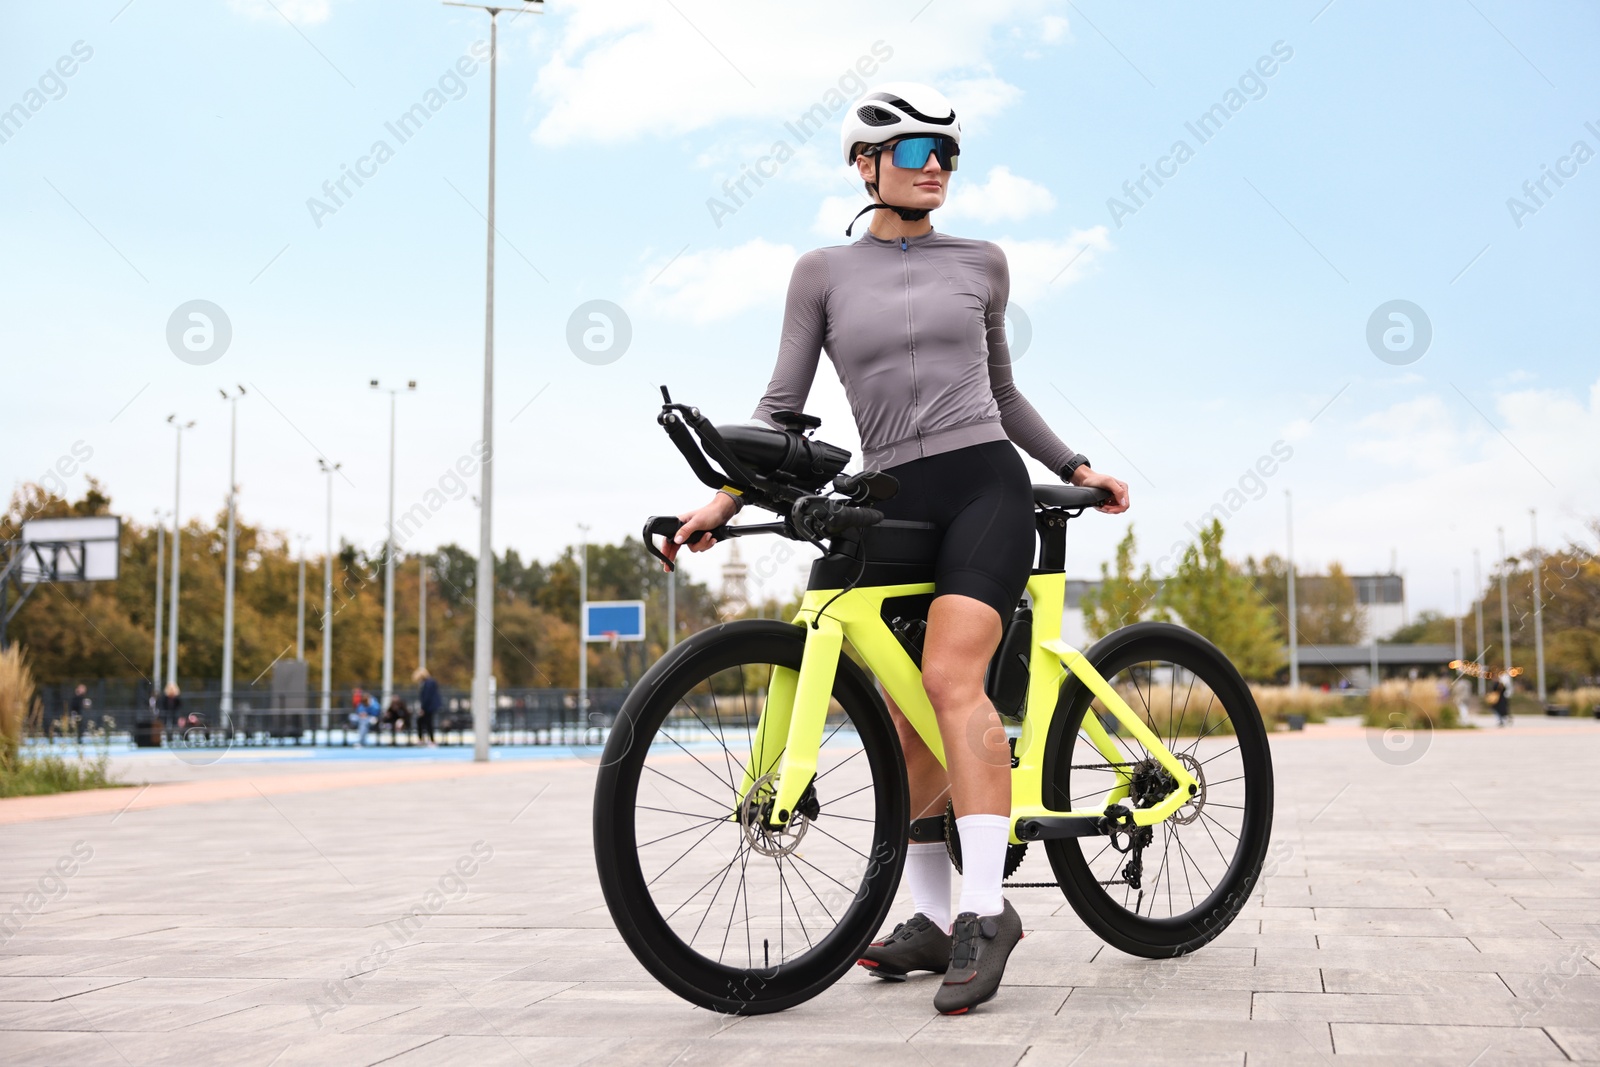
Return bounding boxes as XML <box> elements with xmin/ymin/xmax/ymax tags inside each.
<box><xmin>1057</xmin><ymin>572</ymin><xmax>1408</xmax><ymax>648</ymax></box>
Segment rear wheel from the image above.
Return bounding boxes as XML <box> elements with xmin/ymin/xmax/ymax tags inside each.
<box><xmin>1043</xmin><ymin>622</ymin><xmax>1273</xmax><ymax>957</ymax></box>
<box><xmin>593</xmin><ymin>620</ymin><xmax>907</xmax><ymax>1014</ymax></box>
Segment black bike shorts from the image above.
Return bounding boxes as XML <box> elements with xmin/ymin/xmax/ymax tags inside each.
<box><xmin>875</xmin><ymin>440</ymin><xmax>1035</xmax><ymax>621</ymax></box>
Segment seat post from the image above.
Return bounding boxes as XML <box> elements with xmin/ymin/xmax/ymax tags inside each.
<box><xmin>1034</xmin><ymin>508</ymin><xmax>1070</xmax><ymax>572</ymax></box>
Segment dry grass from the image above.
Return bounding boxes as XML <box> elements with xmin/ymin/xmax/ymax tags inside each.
<box><xmin>1363</xmin><ymin>678</ymin><xmax>1461</xmax><ymax>729</ymax></box>
<box><xmin>1552</xmin><ymin>687</ymin><xmax>1600</xmax><ymax>716</ymax></box>
<box><xmin>1250</xmin><ymin>685</ymin><xmax>1349</xmax><ymax>726</ymax></box>
<box><xmin>0</xmin><ymin>646</ymin><xmax>32</xmax><ymax>766</ymax></box>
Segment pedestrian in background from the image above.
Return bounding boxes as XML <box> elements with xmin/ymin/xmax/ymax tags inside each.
<box><xmin>159</xmin><ymin>683</ymin><xmax>182</xmax><ymax>737</ymax></box>
<box><xmin>351</xmin><ymin>688</ymin><xmax>378</xmax><ymax>747</ymax></box>
<box><xmin>383</xmin><ymin>694</ymin><xmax>409</xmax><ymax>745</ymax></box>
<box><xmin>69</xmin><ymin>683</ymin><xmax>91</xmax><ymax>743</ymax></box>
<box><xmin>1488</xmin><ymin>672</ymin><xmax>1510</xmax><ymax>727</ymax></box>
<box><xmin>414</xmin><ymin>668</ymin><xmax>439</xmax><ymax>748</ymax></box>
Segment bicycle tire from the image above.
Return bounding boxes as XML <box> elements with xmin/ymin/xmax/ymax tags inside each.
<box><xmin>593</xmin><ymin>620</ymin><xmax>908</xmax><ymax>1014</ymax></box>
<box><xmin>1042</xmin><ymin>622</ymin><xmax>1273</xmax><ymax>957</ymax></box>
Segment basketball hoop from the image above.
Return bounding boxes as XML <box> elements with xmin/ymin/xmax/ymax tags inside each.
<box><xmin>603</xmin><ymin>630</ymin><xmax>620</xmax><ymax>651</ymax></box>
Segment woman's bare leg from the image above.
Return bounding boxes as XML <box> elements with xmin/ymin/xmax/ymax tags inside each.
<box><xmin>920</xmin><ymin>594</ymin><xmax>1010</xmax><ymax>816</ymax></box>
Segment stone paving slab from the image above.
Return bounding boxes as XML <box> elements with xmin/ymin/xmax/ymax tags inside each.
<box><xmin>3</xmin><ymin>726</ymin><xmax>1599</xmax><ymax>1064</ymax></box>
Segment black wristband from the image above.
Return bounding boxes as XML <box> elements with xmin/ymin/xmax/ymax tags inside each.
<box><xmin>1059</xmin><ymin>453</ymin><xmax>1090</xmax><ymax>480</ymax></box>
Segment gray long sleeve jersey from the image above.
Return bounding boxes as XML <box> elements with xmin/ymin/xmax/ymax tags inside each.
<box><xmin>751</xmin><ymin>228</ymin><xmax>1076</xmax><ymax>474</ymax></box>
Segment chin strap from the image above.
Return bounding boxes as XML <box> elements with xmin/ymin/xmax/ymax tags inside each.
<box><xmin>845</xmin><ymin>200</ymin><xmax>929</xmax><ymax>236</ymax></box>
<box><xmin>845</xmin><ymin>154</ymin><xmax>932</xmax><ymax>236</ymax></box>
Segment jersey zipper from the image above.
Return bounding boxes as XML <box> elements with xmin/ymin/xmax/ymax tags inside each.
<box><xmin>901</xmin><ymin>237</ymin><xmax>921</xmax><ymax>457</ymax></box>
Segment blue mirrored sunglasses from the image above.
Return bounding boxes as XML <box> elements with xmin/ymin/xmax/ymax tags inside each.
<box><xmin>868</xmin><ymin>135</ymin><xmax>960</xmax><ymax>172</ymax></box>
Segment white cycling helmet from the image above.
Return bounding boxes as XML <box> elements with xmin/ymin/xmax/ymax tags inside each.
<box><xmin>840</xmin><ymin>82</ymin><xmax>962</xmax><ymax>235</ymax></box>
<box><xmin>840</xmin><ymin>81</ymin><xmax>961</xmax><ymax>165</ymax></box>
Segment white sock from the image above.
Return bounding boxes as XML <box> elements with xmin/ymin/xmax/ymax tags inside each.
<box><xmin>955</xmin><ymin>813</ymin><xmax>1010</xmax><ymax>918</ymax></box>
<box><xmin>904</xmin><ymin>842</ymin><xmax>952</xmax><ymax>932</ymax></box>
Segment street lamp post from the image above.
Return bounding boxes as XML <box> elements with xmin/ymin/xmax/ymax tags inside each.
<box><xmin>578</xmin><ymin>523</ymin><xmax>589</xmax><ymax>716</ymax></box>
<box><xmin>165</xmin><ymin>415</ymin><xmax>195</xmax><ymax>691</ymax></box>
<box><xmin>318</xmin><ymin>458</ymin><xmax>342</xmax><ymax>732</ymax></box>
<box><xmin>442</xmin><ymin>0</ymin><xmax>544</xmax><ymax>764</ymax></box>
<box><xmin>218</xmin><ymin>386</ymin><xmax>246</xmax><ymax>731</ymax></box>
<box><xmin>418</xmin><ymin>554</ymin><xmax>428</xmax><ymax>672</ymax></box>
<box><xmin>1473</xmin><ymin>548</ymin><xmax>1485</xmax><ymax>697</ymax></box>
<box><xmin>296</xmin><ymin>535</ymin><xmax>308</xmax><ymax>661</ymax></box>
<box><xmin>151</xmin><ymin>510</ymin><xmax>165</xmax><ymax>699</ymax></box>
<box><xmin>370</xmin><ymin>379</ymin><xmax>417</xmax><ymax>711</ymax></box>
<box><xmin>1452</xmin><ymin>568</ymin><xmax>1464</xmax><ymax>666</ymax></box>
<box><xmin>1530</xmin><ymin>509</ymin><xmax>1546</xmax><ymax>703</ymax></box>
<box><xmin>1285</xmin><ymin>490</ymin><xmax>1298</xmax><ymax>689</ymax></box>
<box><xmin>1497</xmin><ymin>527</ymin><xmax>1512</xmax><ymax>676</ymax></box>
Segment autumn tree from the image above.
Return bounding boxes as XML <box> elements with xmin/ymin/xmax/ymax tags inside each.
<box><xmin>1080</xmin><ymin>526</ymin><xmax>1159</xmax><ymax>639</ymax></box>
<box><xmin>1160</xmin><ymin>520</ymin><xmax>1282</xmax><ymax>681</ymax></box>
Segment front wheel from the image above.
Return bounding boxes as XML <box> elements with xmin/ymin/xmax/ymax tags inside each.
<box><xmin>1043</xmin><ymin>622</ymin><xmax>1274</xmax><ymax>957</ymax></box>
<box><xmin>593</xmin><ymin>620</ymin><xmax>908</xmax><ymax>1014</ymax></box>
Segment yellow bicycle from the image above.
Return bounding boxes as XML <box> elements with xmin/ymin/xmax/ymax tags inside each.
<box><xmin>594</xmin><ymin>390</ymin><xmax>1274</xmax><ymax>1014</ymax></box>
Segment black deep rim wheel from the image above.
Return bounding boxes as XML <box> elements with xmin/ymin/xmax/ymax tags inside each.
<box><xmin>1043</xmin><ymin>622</ymin><xmax>1274</xmax><ymax>957</ymax></box>
<box><xmin>593</xmin><ymin>620</ymin><xmax>907</xmax><ymax>1014</ymax></box>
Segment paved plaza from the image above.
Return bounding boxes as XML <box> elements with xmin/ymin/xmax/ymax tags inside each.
<box><xmin>3</xmin><ymin>720</ymin><xmax>1599</xmax><ymax>1066</ymax></box>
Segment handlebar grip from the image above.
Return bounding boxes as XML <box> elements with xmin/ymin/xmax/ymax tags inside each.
<box><xmin>642</xmin><ymin>515</ymin><xmax>729</xmax><ymax>572</ymax></box>
<box><xmin>829</xmin><ymin>505</ymin><xmax>882</xmax><ymax>531</ymax></box>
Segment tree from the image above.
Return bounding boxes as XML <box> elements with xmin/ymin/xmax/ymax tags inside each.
<box><xmin>1080</xmin><ymin>526</ymin><xmax>1159</xmax><ymax>639</ymax></box>
<box><xmin>1246</xmin><ymin>555</ymin><xmax>1362</xmax><ymax>646</ymax></box>
<box><xmin>1160</xmin><ymin>519</ymin><xmax>1282</xmax><ymax>681</ymax></box>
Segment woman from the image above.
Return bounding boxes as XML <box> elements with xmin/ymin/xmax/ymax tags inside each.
<box><xmin>667</xmin><ymin>83</ymin><xmax>1129</xmax><ymax>1014</ymax></box>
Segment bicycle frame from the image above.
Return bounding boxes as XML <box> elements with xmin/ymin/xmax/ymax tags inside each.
<box><xmin>736</xmin><ymin>570</ymin><xmax>1201</xmax><ymax>845</ymax></box>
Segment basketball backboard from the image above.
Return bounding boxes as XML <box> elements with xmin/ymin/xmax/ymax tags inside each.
<box><xmin>583</xmin><ymin>600</ymin><xmax>645</xmax><ymax>642</ymax></box>
<box><xmin>19</xmin><ymin>516</ymin><xmax>121</xmax><ymax>583</ymax></box>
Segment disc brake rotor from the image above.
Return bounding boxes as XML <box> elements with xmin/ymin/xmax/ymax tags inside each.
<box><xmin>739</xmin><ymin>772</ymin><xmax>811</xmax><ymax>858</ymax></box>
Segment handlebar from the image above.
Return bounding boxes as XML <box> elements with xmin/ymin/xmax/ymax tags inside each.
<box><xmin>642</xmin><ymin>515</ymin><xmax>727</xmax><ymax>573</ymax></box>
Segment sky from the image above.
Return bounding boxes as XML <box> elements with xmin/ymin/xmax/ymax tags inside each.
<box><xmin>3</xmin><ymin>0</ymin><xmax>1597</xmax><ymax>618</ymax></box>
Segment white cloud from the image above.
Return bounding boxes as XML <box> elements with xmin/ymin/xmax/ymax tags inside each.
<box><xmin>993</xmin><ymin>226</ymin><xmax>1112</xmax><ymax>301</ymax></box>
<box><xmin>943</xmin><ymin>165</ymin><xmax>1056</xmax><ymax>222</ymax></box>
<box><xmin>1297</xmin><ymin>378</ymin><xmax>1600</xmax><ymax>578</ymax></box>
<box><xmin>1039</xmin><ymin>15</ymin><xmax>1070</xmax><ymax>43</ymax></box>
<box><xmin>629</xmin><ymin>239</ymin><xmax>796</xmax><ymax>323</ymax></box>
<box><xmin>526</xmin><ymin>1</ymin><xmax>1057</xmax><ymax>146</ymax></box>
<box><xmin>230</xmin><ymin>0</ymin><xmax>333</xmax><ymax>24</ymax></box>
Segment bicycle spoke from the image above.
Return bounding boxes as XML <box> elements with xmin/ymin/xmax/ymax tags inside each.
<box><xmin>784</xmin><ymin>853</ymin><xmax>839</xmax><ymax>923</ymax></box>
<box><xmin>638</xmin><ymin>813</ymin><xmax>729</xmax><ymax>849</ymax></box>
<box><xmin>805</xmin><ymin>821</ymin><xmax>870</xmax><ymax>860</ymax></box>
<box><xmin>1198</xmin><ymin>743</ymin><xmax>1241</xmax><ymax>768</ymax></box>
<box><xmin>653</xmin><ymin>821</ymin><xmax>733</xmax><ymax>895</ymax></box>
<box><xmin>643</xmin><ymin>759</ymin><xmax>734</xmax><ymax>813</ymax></box>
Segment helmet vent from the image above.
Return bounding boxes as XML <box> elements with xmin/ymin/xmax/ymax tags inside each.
<box><xmin>856</xmin><ymin>104</ymin><xmax>899</xmax><ymax>127</ymax></box>
<box><xmin>862</xmin><ymin>92</ymin><xmax>955</xmax><ymax>126</ymax></box>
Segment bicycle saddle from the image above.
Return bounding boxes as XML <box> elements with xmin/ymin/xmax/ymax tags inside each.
<box><xmin>1031</xmin><ymin>484</ymin><xmax>1111</xmax><ymax>511</ymax></box>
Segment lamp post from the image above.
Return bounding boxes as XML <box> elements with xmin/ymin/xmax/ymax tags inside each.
<box><xmin>418</xmin><ymin>554</ymin><xmax>429</xmax><ymax>672</ymax></box>
<box><xmin>442</xmin><ymin>0</ymin><xmax>544</xmax><ymax>763</ymax></box>
<box><xmin>1452</xmin><ymin>567</ymin><xmax>1464</xmax><ymax>666</ymax></box>
<box><xmin>318</xmin><ymin>458</ymin><xmax>342</xmax><ymax>732</ymax></box>
<box><xmin>1473</xmin><ymin>548</ymin><xmax>1485</xmax><ymax>698</ymax></box>
<box><xmin>1285</xmin><ymin>490</ymin><xmax>1298</xmax><ymax>689</ymax></box>
<box><xmin>1498</xmin><ymin>527</ymin><xmax>1512</xmax><ymax>684</ymax></box>
<box><xmin>218</xmin><ymin>386</ymin><xmax>246</xmax><ymax>730</ymax></box>
<box><xmin>370</xmin><ymin>379</ymin><xmax>417</xmax><ymax>711</ymax></box>
<box><xmin>151</xmin><ymin>510</ymin><xmax>165</xmax><ymax>699</ymax></box>
<box><xmin>296</xmin><ymin>534</ymin><xmax>308</xmax><ymax>661</ymax></box>
<box><xmin>165</xmin><ymin>415</ymin><xmax>195</xmax><ymax>690</ymax></box>
<box><xmin>1530</xmin><ymin>509</ymin><xmax>1546</xmax><ymax>702</ymax></box>
<box><xmin>578</xmin><ymin>523</ymin><xmax>589</xmax><ymax>716</ymax></box>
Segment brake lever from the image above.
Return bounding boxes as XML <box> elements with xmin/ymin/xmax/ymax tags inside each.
<box><xmin>643</xmin><ymin>515</ymin><xmax>728</xmax><ymax>573</ymax></box>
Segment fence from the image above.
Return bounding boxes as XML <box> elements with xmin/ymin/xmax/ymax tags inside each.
<box><xmin>27</xmin><ymin>681</ymin><xmax>633</xmax><ymax>749</ymax></box>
